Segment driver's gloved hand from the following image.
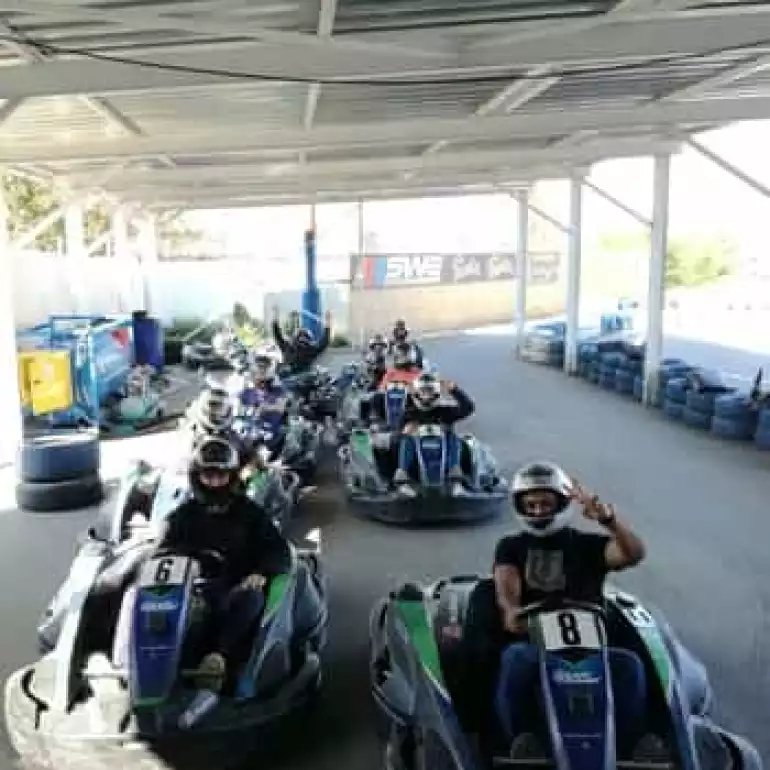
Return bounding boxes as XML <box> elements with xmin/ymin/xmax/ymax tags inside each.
<box><xmin>239</xmin><ymin>573</ymin><xmax>267</xmax><ymax>591</ymax></box>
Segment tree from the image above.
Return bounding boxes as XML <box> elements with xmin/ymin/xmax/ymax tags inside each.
<box><xmin>665</xmin><ymin>235</ymin><xmax>737</xmax><ymax>288</ymax></box>
<box><xmin>157</xmin><ymin>214</ymin><xmax>205</xmax><ymax>257</ymax></box>
<box><xmin>3</xmin><ymin>174</ymin><xmax>110</xmax><ymax>252</ymax></box>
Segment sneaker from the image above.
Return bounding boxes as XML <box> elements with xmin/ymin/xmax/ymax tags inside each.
<box><xmin>632</xmin><ymin>733</ymin><xmax>671</xmax><ymax>761</ymax></box>
<box><xmin>450</xmin><ymin>481</ymin><xmax>467</xmax><ymax>497</ymax></box>
<box><xmin>397</xmin><ymin>484</ymin><xmax>417</xmax><ymax>498</ymax></box>
<box><xmin>510</xmin><ymin>732</ymin><xmax>545</xmax><ymax>759</ymax></box>
<box><xmin>194</xmin><ymin>652</ymin><xmax>226</xmax><ymax>692</ymax></box>
<box><xmin>392</xmin><ymin>469</ymin><xmax>409</xmax><ymax>484</ymax></box>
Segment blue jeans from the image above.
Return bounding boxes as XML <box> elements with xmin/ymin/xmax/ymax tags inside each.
<box><xmin>214</xmin><ymin>585</ymin><xmax>265</xmax><ymax>661</ymax></box>
<box><xmin>397</xmin><ymin>430</ymin><xmax>462</xmax><ymax>476</ymax></box>
<box><xmin>495</xmin><ymin>642</ymin><xmax>646</xmax><ymax>744</ymax></box>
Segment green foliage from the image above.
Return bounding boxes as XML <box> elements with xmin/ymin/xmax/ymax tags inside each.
<box><xmin>159</xmin><ymin>216</ymin><xmax>204</xmax><ymax>253</ymax></box>
<box><xmin>665</xmin><ymin>236</ymin><xmax>737</xmax><ymax>288</ymax></box>
<box><xmin>164</xmin><ymin>316</ymin><xmax>206</xmax><ymax>340</ymax></box>
<box><xmin>3</xmin><ymin>174</ymin><xmax>110</xmax><ymax>252</ymax></box>
<box><xmin>232</xmin><ymin>302</ymin><xmax>252</xmax><ymax>327</ymax></box>
<box><xmin>330</xmin><ymin>333</ymin><xmax>351</xmax><ymax>348</ymax></box>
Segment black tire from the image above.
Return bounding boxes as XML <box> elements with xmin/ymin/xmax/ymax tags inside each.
<box><xmin>16</xmin><ymin>473</ymin><xmax>104</xmax><ymax>512</ymax></box>
<box><xmin>164</xmin><ymin>339</ymin><xmax>183</xmax><ymax>365</ymax></box>
<box><xmin>18</xmin><ymin>430</ymin><xmax>100</xmax><ymax>483</ymax></box>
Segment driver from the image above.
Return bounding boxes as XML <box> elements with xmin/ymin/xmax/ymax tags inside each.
<box><xmin>271</xmin><ymin>306</ymin><xmax>331</xmax><ymax>374</ymax></box>
<box><xmin>155</xmin><ymin>436</ymin><xmax>292</xmax><ymax>695</ymax></box>
<box><xmin>460</xmin><ymin>462</ymin><xmax>647</xmax><ymax>753</ymax></box>
<box><xmin>378</xmin><ymin>341</ymin><xmax>422</xmax><ymax>389</ymax></box>
<box><xmin>243</xmin><ymin>352</ymin><xmax>289</xmax><ymax>415</ymax></box>
<box><xmin>191</xmin><ymin>387</ymin><xmax>256</xmax><ymax>472</ymax></box>
<box><xmin>368</xmin><ymin>333</ymin><xmax>389</xmax><ymax>360</ymax></box>
<box><xmin>392</xmin><ymin>372</ymin><xmax>474</xmax><ymax>497</ymax></box>
<box><xmin>388</xmin><ymin>319</ymin><xmax>424</xmax><ymax>368</ymax></box>
<box><xmin>362</xmin><ymin>349</ymin><xmax>387</xmax><ymax>391</ymax></box>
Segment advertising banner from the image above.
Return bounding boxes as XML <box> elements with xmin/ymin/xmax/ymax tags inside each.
<box><xmin>351</xmin><ymin>251</ymin><xmax>560</xmax><ymax>290</ymax></box>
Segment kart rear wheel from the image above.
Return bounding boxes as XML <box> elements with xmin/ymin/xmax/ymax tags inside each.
<box><xmin>16</xmin><ymin>472</ymin><xmax>104</xmax><ymax>512</ymax></box>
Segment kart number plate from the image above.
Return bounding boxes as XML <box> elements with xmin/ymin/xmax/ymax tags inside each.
<box><xmin>538</xmin><ymin>609</ymin><xmax>602</xmax><ymax>652</ymax></box>
<box><xmin>139</xmin><ymin>556</ymin><xmax>191</xmax><ymax>588</ymax></box>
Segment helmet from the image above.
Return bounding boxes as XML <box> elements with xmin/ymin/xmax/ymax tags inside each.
<box><xmin>511</xmin><ymin>461</ymin><xmax>573</xmax><ymax>537</ymax></box>
<box><xmin>393</xmin><ymin>319</ymin><xmax>409</xmax><ymax>342</ymax></box>
<box><xmin>294</xmin><ymin>328</ymin><xmax>314</xmax><ymax>347</ymax></box>
<box><xmin>412</xmin><ymin>372</ymin><xmax>441</xmax><ymax>410</ymax></box>
<box><xmin>196</xmin><ymin>387</ymin><xmax>233</xmax><ymax>432</ymax></box>
<box><xmin>393</xmin><ymin>342</ymin><xmax>417</xmax><ymax>370</ymax></box>
<box><xmin>368</xmin><ymin>333</ymin><xmax>388</xmax><ymax>353</ymax></box>
<box><xmin>252</xmin><ymin>353</ymin><xmax>276</xmax><ymax>386</ymax></box>
<box><xmin>189</xmin><ymin>436</ymin><xmax>241</xmax><ymax>513</ymax></box>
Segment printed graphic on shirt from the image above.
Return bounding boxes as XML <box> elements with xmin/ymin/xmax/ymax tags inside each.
<box><xmin>525</xmin><ymin>549</ymin><xmax>566</xmax><ymax>593</ymax></box>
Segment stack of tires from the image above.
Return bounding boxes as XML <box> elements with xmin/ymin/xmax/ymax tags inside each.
<box><xmin>655</xmin><ymin>360</ymin><xmax>693</xmax><ymax>409</ymax></box>
<box><xmin>598</xmin><ymin>352</ymin><xmax>624</xmax><ymax>390</ymax></box>
<box><xmin>16</xmin><ymin>430</ymin><xmax>104</xmax><ymax>512</ymax></box>
<box><xmin>663</xmin><ymin>377</ymin><xmax>690</xmax><ymax>421</ymax></box>
<box><xmin>578</xmin><ymin>343</ymin><xmax>600</xmax><ymax>383</ymax></box>
<box><xmin>711</xmin><ymin>395</ymin><xmax>759</xmax><ymax>441</ymax></box>
<box><xmin>615</xmin><ymin>344</ymin><xmax>644</xmax><ymax>397</ymax></box>
<box><xmin>755</xmin><ymin>408</ymin><xmax>770</xmax><ymax>450</ymax></box>
<box><xmin>682</xmin><ymin>370</ymin><xmax>734</xmax><ymax>431</ymax></box>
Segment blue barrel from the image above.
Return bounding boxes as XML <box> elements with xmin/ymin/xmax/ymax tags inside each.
<box><xmin>132</xmin><ymin>312</ymin><xmax>165</xmax><ymax>368</ymax></box>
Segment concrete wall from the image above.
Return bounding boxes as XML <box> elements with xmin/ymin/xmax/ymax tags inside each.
<box><xmin>349</xmin><ymin>277</ymin><xmax>567</xmax><ymax>341</ymax></box>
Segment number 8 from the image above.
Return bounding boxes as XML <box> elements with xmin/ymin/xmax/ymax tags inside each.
<box><xmin>557</xmin><ymin>611</ymin><xmax>582</xmax><ymax>646</ymax></box>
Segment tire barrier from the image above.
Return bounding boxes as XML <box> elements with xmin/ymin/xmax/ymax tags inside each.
<box><xmin>754</xmin><ymin>408</ymin><xmax>770</xmax><ymax>450</ymax></box>
<box><xmin>664</xmin><ymin>378</ymin><xmax>689</xmax><ymax>405</ymax></box>
<box><xmin>615</xmin><ymin>368</ymin><xmax>636</xmax><ymax>395</ymax></box>
<box><xmin>15</xmin><ymin>429</ymin><xmax>104</xmax><ymax>512</ymax></box>
<box><xmin>663</xmin><ymin>399</ymin><xmax>685</xmax><ymax>420</ymax></box>
<box><xmin>633</xmin><ymin>374</ymin><xmax>644</xmax><ymax>401</ymax></box>
<box><xmin>682</xmin><ymin>406</ymin><xmax>713</xmax><ymax>431</ymax></box>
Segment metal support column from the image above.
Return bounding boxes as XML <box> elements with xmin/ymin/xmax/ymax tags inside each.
<box><xmin>643</xmin><ymin>154</ymin><xmax>671</xmax><ymax>406</ymax></box>
<box><xmin>112</xmin><ymin>205</ymin><xmax>133</xmax><ymax>311</ymax></box>
<box><xmin>137</xmin><ymin>213</ymin><xmax>158</xmax><ymax>314</ymax></box>
<box><xmin>0</xmin><ymin>188</ymin><xmax>21</xmax><ymax>466</ymax></box>
<box><xmin>65</xmin><ymin>202</ymin><xmax>87</xmax><ymax>313</ymax></box>
<box><xmin>514</xmin><ymin>189</ymin><xmax>529</xmax><ymax>356</ymax></box>
<box><xmin>564</xmin><ymin>175</ymin><xmax>583</xmax><ymax>375</ymax></box>
<box><xmin>302</xmin><ymin>226</ymin><xmax>321</xmax><ymax>339</ymax></box>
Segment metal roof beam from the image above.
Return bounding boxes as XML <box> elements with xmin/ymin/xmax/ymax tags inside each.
<box><xmin>0</xmin><ymin>0</ymin><xmax>447</xmax><ymax>61</ymax></box>
<box><xmin>303</xmin><ymin>0</ymin><xmax>338</xmax><ymax>134</ymax></box>
<box><xmin>662</xmin><ymin>53</ymin><xmax>770</xmax><ymax>100</ymax></box>
<box><xmin>687</xmin><ymin>137</ymin><xmax>770</xmax><ymax>200</ymax></box>
<box><xmin>465</xmin><ymin>6</ymin><xmax>770</xmax><ymax>68</ymax></box>
<box><xmin>6</xmin><ymin>97</ymin><xmax>757</xmax><ymax>165</ymax></box>
<box><xmin>79</xmin><ymin>136</ymin><xmax>679</xmax><ymax>191</ymax></box>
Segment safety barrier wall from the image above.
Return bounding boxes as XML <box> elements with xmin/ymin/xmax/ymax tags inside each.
<box><xmin>348</xmin><ymin>250</ymin><xmax>566</xmax><ymax>339</ymax></box>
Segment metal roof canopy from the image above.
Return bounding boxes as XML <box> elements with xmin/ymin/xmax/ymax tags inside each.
<box><xmin>1</xmin><ymin>0</ymin><xmax>770</xmax><ymax>210</ymax></box>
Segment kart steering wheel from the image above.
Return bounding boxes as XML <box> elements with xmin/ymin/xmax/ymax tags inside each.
<box><xmin>516</xmin><ymin>597</ymin><xmax>606</xmax><ymax>620</ymax></box>
<box><xmin>154</xmin><ymin>547</ymin><xmax>226</xmax><ymax>578</ymax></box>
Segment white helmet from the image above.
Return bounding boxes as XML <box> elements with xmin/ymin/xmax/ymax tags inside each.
<box><xmin>412</xmin><ymin>372</ymin><xmax>441</xmax><ymax>410</ymax></box>
<box><xmin>196</xmin><ymin>387</ymin><xmax>233</xmax><ymax>432</ymax></box>
<box><xmin>511</xmin><ymin>461</ymin><xmax>573</xmax><ymax>537</ymax></box>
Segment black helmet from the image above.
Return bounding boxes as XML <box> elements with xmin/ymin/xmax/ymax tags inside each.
<box><xmin>393</xmin><ymin>341</ymin><xmax>416</xmax><ymax>369</ymax></box>
<box><xmin>393</xmin><ymin>319</ymin><xmax>409</xmax><ymax>342</ymax></box>
<box><xmin>189</xmin><ymin>436</ymin><xmax>241</xmax><ymax>513</ymax></box>
<box><xmin>412</xmin><ymin>371</ymin><xmax>441</xmax><ymax>410</ymax></box>
<box><xmin>294</xmin><ymin>328</ymin><xmax>315</xmax><ymax>348</ymax></box>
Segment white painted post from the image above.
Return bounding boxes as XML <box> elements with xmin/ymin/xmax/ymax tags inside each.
<box><xmin>564</xmin><ymin>175</ymin><xmax>583</xmax><ymax>375</ymax></box>
<box><xmin>0</xmin><ymin>189</ymin><xmax>22</xmax><ymax>466</ymax></box>
<box><xmin>514</xmin><ymin>188</ymin><xmax>529</xmax><ymax>356</ymax></box>
<box><xmin>64</xmin><ymin>201</ymin><xmax>87</xmax><ymax>313</ymax></box>
<box><xmin>643</xmin><ymin>153</ymin><xmax>671</xmax><ymax>406</ymax></box>
<box><xmin>137</xmin><ymin>213</ymin><xmax>158</xmax><ymax>314</ymax></box>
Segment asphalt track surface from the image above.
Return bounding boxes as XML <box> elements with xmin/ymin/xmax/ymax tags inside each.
<box><xmin>2</xmin><ymin>332</ymin><xmax>770</xmax><ymax>770</ymax></box>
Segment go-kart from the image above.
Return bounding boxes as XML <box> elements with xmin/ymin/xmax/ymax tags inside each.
<box><xmin>338</xmin><ymin>381</ymin><xmax>409</xmax><ymax>445</ymax></box>
<box><xmin>370</xmin><ymin>578</ymin><xmax>762</xmax><ymax>770</ymax></box>
<box><xmin>339</xmin><ymin>421</ymin><xmax>508</xmax><ymax>524</ymax></box>
<box><xmin>8</xmin><ymin>531</ymin><xmax>327</xmax><ymax>769</ymax></box>
<box><xmin>234</xmin><ymin>408</ymin><xmax>321</xmax><ymax>482</ymax></box>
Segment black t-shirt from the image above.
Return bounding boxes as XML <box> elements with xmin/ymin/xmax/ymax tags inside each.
<box><xmin>494</xmin><ymin>528</ymin><xmax>610</xmax><ymax>606</ymax></box>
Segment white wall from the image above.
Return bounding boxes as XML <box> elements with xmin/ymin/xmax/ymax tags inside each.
<box><xmin>12</xmin><ymin>250</ymin><xmax>351</xmax><ymax>329</ymax></box>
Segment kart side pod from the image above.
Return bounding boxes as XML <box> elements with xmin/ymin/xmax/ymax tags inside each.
<box><xmin>130</xmin><ymin>555</ymin><xmax>196</xmax><ymax>707</ymax></box>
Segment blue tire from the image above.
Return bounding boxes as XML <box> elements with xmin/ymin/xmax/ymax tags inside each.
<box><xmin>18</xmin><ymin>430</ymin><xmax>101</xmax><ymax>483</ymax></box>
<box><xmin>633</xmin><ymin>375</ymin><xmax>644</xmax><ymax>401</ymax></box>
<box><xmin>665</xmin><ymin>378</ymin><xmax>688</xmax><ymax>404</ymax></box>
<box><xmin>755</xmin><ymin>423</ymin><xmax>770</xmax><ymax>450</ymax></box>
<box><xmin>685</xmin><ymin>390</ymin><xmax>720</xmax><ymax>416</ymax></box>
<box><xmin>714</xmin><ymin>394</ymin><xmax>753</xmax><ymax>420</ymax></box>
<box><xmin>615</xmin><ymin>369</ymin><xmax>635</xmax><ymax>395</ymax></box>
<box><xmin>599</xmin><ymin>371</ymin><xmax>617</xmax><ymax>390</ymax></box>
<box><xmin>601</xmin><ymin>352</ymin><xmax>625</xmax><ymax>369</ymax></box>
<box><xmin>663</xmin><ymin>399</ymin><xmax>684</xmax><ymax>420</ymax></box>
<box><xmin>757</xmin><ymin>408</ymin><xmax>770</xmax><ymax>431</ymax></box>
<box><xmin>683</xmin><ymin>407</ymin><xmax>713</xmax><ymax>430</ymax></box>
<box><xmin>711</xmin><ymin>415</ymin><xmax>758</xmax><ymax>441</ymax></box>
<box><xmin>587</xmin><ymin>364</ymin><xmax>600</xmax><ymax>384</ymax></box>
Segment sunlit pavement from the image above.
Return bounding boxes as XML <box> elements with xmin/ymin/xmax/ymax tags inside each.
<box><xmin>1</xmin><ymin>340</ymin><xmax>769</xmax><ymax>770</ymax></box>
